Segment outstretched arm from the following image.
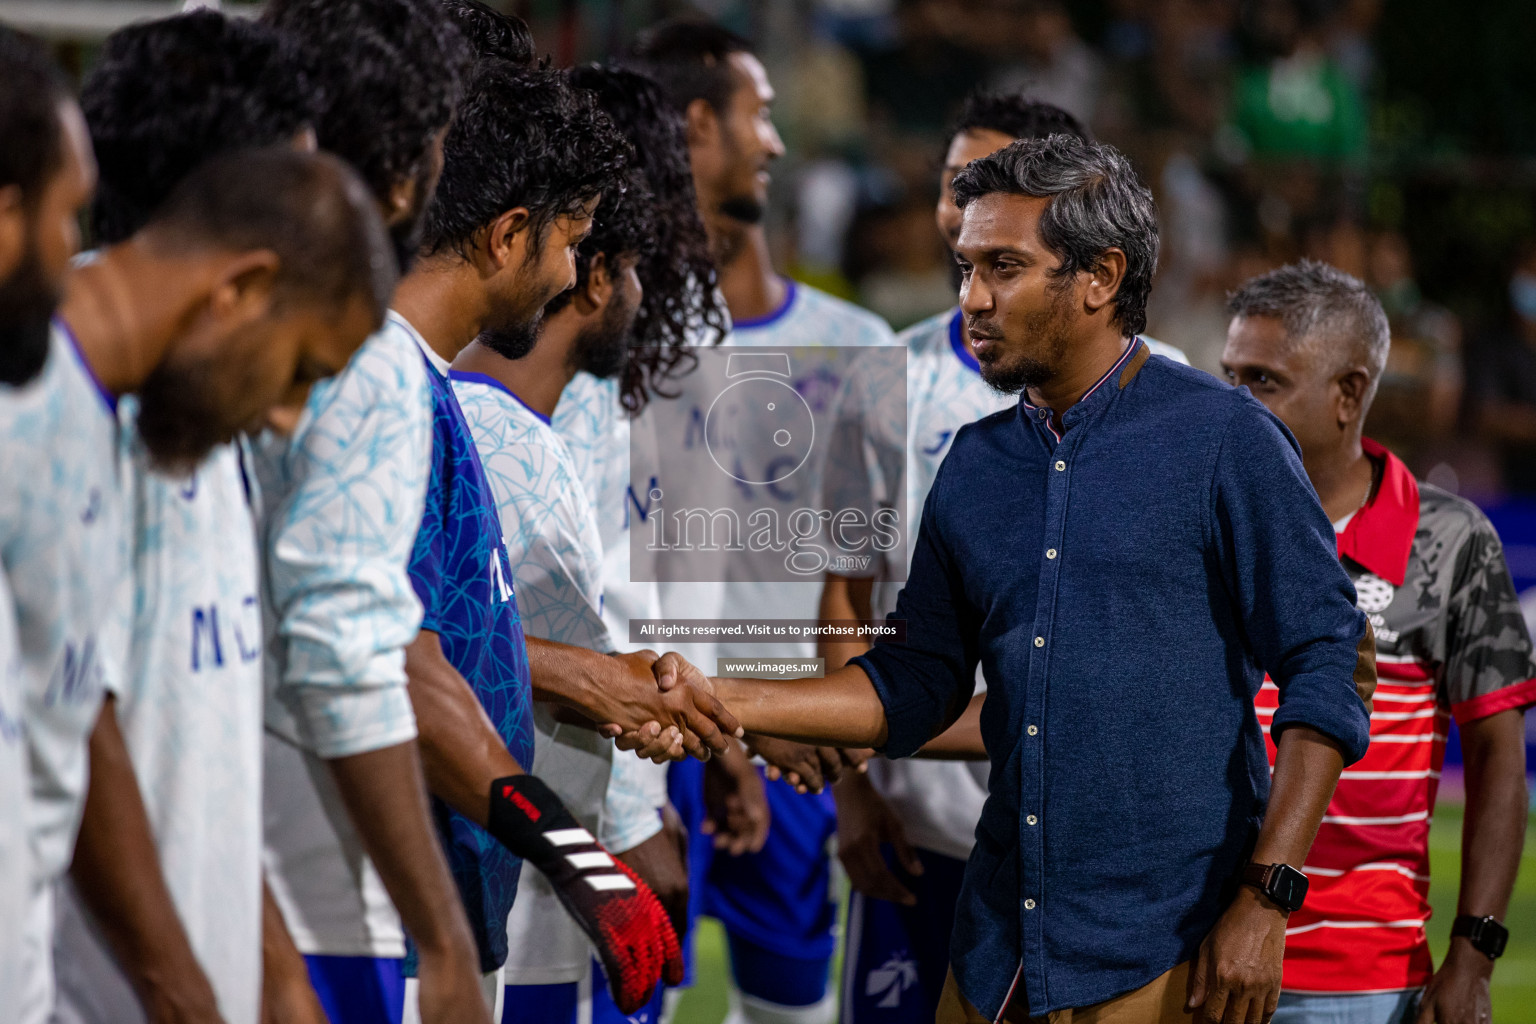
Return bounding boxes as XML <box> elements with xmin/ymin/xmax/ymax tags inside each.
<box><xmin>706</xmin><ymin>665</ymin><xmax>889</xmax><ymax>749</ymax></box>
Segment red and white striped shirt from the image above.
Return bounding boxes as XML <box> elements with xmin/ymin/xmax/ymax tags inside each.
<box><xmin>1256</xmin><ymin>439</ymin><xmax>1536</xmax><ymax>992</ymax></box>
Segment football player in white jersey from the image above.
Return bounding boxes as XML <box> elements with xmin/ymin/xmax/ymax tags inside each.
<box><xmin>49</xmin><ymin>16</ymin><xmax>376</xmax><ymax>1024</ymax></box>
<box><xmin>456</xmin><ymin>64</ymin><xmax>729</xmax><ymax>1024</ymax></box>
<box><xmin>631</xmin><ymin>21</ymin><xmax>900</xmax><ymax>1024</ymax></box>
<box><xmin>1</xmin><ymin>146</ymin><xmax>389</xmax><ymax>1024</ymax></box>
<box><xmin>0</xmin><ymin>26</ymin><xmax>95</xmax><ymax>1009</ymax></box>
<box><xmin>250</xmin><ymin>5</ymin><xmax>496</xmax><ymax>1022</ymax></box>
<box><xmin>820</xmin><ymin>93</ymin><xmax>1188</xmax><ymax>1024</ymax></box>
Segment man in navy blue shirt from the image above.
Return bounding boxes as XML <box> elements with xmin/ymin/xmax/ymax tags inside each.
<box><xmin>683</xmin><ymin>136</ymin><xmax>1376</xmax><ymax>1023</ymax></box>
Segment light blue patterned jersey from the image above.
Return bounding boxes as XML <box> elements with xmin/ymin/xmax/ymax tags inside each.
<box><xmin>255</xmin><ymin>312</ymin><xmax>432</xmax><ymax>962</ymax></box>
<box><xmin>646</xmin><ymin>280</ymin><xmax>898</xmax><ymax>661</ymax></box>
<box><xmin>56</xmin><ymin>421</ymin><xmax>264</xmax><ymax>1024</ymax></box>
<box><xmin>256</xmin><ymin>313</ymin><xmax>432</xmax><ymax>758</ymax></box>
<box><xmin>0</xmin><ymin>322</ymin><xmax>125</xmax><ymax>885</ymax></box>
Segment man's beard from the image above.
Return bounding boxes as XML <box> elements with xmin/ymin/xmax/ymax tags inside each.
<box><xmin>571</xmin><ymin>299</ymin><xmax>635</xmax><ymax>380</ymax></box>
<box><xmin>0</xmin><ymin>240</ymin><xmax>58</xmax><ymax>386</ymax></box>
<box><xmin>974</xmin><ymin>284</ymin><xmax>1076</xmax><ymax>396</ymax></box>
<box><xmin>480</xmin><ymin>307</ymin><xmax>544</xmax><ymax>361</ymax></box>
<box><xmin>135</xmin><ymin>355</ymin><xmax>238</xmax><ymax>475</ymax></box>
<box><xmin>719</xmin><ymin>194</ymin><xmax>766</xmax><ymax>225</ymax></box>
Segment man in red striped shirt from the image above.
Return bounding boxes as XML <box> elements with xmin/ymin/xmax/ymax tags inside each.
<box><xmin>1223</xmin><ymin>260</ymin><xmax>1535</xmax><ymax>1024</ymax></box>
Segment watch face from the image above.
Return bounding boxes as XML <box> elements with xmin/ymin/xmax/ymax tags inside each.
<box><xmin>1477</xmin><ymin>919</ymin><xmax>1510</xmax><ymax>958</ymax></box>
<box><xmin>1270</xmin><ymin>865</ymin><xmax>1309</xmax><ymax>911</ymax></box>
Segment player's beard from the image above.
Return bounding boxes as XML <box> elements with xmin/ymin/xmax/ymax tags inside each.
<box><xmin>0</xmin><ymin>236</ymin><xmax>58</xmax><ymax>387</ymax></box>
<box><xmin>480</xmin><ymin>307</ymin><xmax>545</xmax><ymax>361</ymax></box>
<box><xmin>135</xmin><ymin>349</ymin><xmax>247</xmax><ymax>475</ymax></box>
<box><xmin>572</xmin><ymin>295</ymin><xmax>637</xmax><ymax>381</ymax></box>
<box><xmin>718</xmin><ymin>194</ymin><xmax>766</xmax><ymax>225</ymax></box>
<box><xmin>975</xmin><ymin>282</ymin><xmax>1076</xmax><ymax>396</ymax></box>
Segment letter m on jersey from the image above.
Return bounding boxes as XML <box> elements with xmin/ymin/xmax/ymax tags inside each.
<box><xmin>190</xmin><ymin>605</ymin><xmax>225</xmax><ymax>671</ymax></box>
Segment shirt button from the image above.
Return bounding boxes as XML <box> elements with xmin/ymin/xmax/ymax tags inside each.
<box><xmin>1024</xmin><ymin>899</ymin><xmax>1036</xmax><ymax>910</ymax></box>
<box><xmin>1026</xmin><ymin>815</ymin><xmax>1038</xmax><ymax>826</ymax></box>
<box><xmin>1055</xmin><ymin>460</ymin><xmax>1066</xmax><ymax>471</ymax></box>
<box><xmin>1034</xmin><ymin>636</ymin><xmax>1044</xmax><ymax>647</ymax></box>
<box><xmin>1046</xmin><ymin>548</ymin><xmax>1057</xmax><ymax>559</ymax></box>
<box><xmin>1027</xmin><ymin>725</ymin><xmax>1038</xmax><ymax>736</ymax></box>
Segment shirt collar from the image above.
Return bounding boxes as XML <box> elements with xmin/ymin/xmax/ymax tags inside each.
<box><xmin>1336</xmin><ymin>437</ymin><xmax>1419</xmax><ymax>586</ymax></box>
<box><xmin>1019</xmin><ymin>337</ymin><xmax>1147</xmax><ymax>441</ymax></box>
<box><xmin>391</xmin><ymin>311</ymin><xmax>450</xmax><ymax>378</ymax></box>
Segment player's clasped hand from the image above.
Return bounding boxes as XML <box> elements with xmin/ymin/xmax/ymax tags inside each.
<box><xmin>1186</xmin><ymin>885</ymin><xmax>1287</xmax><ymax>1024</ymax></box>
<box><xmin>603</xmin><ymin>650</ymin><xmax>742</xmax><ymax>761</ymax></box>
<box><xmin>1413</xmin><ymin>940</ymin><xmax>1494</xmax><ymax>1024</ymax></box>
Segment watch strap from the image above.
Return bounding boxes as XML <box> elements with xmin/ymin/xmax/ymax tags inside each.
<box><xmin>1451</xmin><ymin>915</ymin><xmax>1509</xmax><ymax>959</ymax></box>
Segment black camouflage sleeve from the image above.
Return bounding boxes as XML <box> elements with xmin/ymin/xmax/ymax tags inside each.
<box><xmin>1444</xmin><ymin>513</ymin><xmax>1536</xmax><ymax>721</ymax></box>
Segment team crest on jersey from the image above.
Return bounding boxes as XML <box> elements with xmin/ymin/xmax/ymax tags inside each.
<box><xmin>866</xmin><ymin>953</ymin><xmax>919</xmax><ymax>1008</ymax></box>
<box><xmin>1354</xmin><ymin>572</ymin><xmax>1395</xmax><ymax>614</ymax></box>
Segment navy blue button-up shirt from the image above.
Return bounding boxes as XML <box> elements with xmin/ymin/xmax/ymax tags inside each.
<box><xmin>853</xmin><ymin>339</ymin><xmax>1374</xmax><ymax>1019</ymax></box>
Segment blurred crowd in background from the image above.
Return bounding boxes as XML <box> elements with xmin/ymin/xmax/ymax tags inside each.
<box><xmin>493</xmin><ymin>0</ymin><xmax>1536</xmax><ymax>506</ymax></box>
<box><xmin>28</xmin><ymin>1</ymin><xmax>1536</xmax><ymax>505</ymax></box>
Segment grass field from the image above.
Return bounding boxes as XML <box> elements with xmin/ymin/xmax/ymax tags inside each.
<box><xmin>672</xmin><ymin>802</ymin><xmax>1536</xmax><ymax>1023</ymax></box>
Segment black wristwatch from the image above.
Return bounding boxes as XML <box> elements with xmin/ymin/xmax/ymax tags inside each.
<box><xmin>1241</xmin><ymin>862</ymin><xmax>1308</xmax><ymax>913</ymax></box>
<box><xmin>1451</xmin><ymin>915</ymin><xmax>1509</xmax><ymax>960</ymax></box>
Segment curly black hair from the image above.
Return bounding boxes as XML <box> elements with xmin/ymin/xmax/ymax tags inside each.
<box><xmin>440</xmin><ymin>0</ymin><xmax>535</xmax><ymax>65</ymax></box>
<box><xmin>0</xmin><ymin>25</ymin><xmax>70</xmax><ymax>203</ymax></box>
<box><xmin>564</xmin><ymin>65</ymin><xmax>726</xmax><ymax>415</ymax></box>
<box><xmin>261</xmin><ymin>0</ymin><xmax>469</xmax><ymax>207</ymax></box>
<box><xmin>421</xmin><ymin>60</ymin><xmax>629</xmax><ymax>265</ymax></box>
<box><xmin>80</xmin><ymin>10</ymin><xmax>318</xmax><ymax>245</ymax></box>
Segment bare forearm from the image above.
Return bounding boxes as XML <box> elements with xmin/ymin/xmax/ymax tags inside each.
<box><xmin>714</xmin><ymin>666</ymin><xmax>889</xmax><ymax>748</ymax></box>
<box><xmin>527</xmin><ymin>635</ymin><xmax>609</xmax><ymax>712</ymax></box>
<box><xmin>71</xmin><ymin>698</ymin><xmax>209</xmax><ymax>1005</ymax></box>
<box><xmin>915</xmin><ymin>691</ymin><xmax>986</xmax><ymax>760</ymax></box>
<box><xmin>1254</xmin><ymin>726</ymin><xmax>1346</xmax><ymax>867</ymax></box>
<box><xmin>325</xmin><ymin>740</ymin><xmax>475</xmax><ymax>957</ymax></box>
<box><xmin>818</xmin><ymin>574</ymin><xmax>873</xmax><ymax>669</ymax></box>
<box><xmin>1458</xmin><ymin>710</ymin><xmax>1528</xmax><ymax>920</ymax></box>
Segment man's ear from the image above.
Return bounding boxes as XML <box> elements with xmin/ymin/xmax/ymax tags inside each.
<box><xmin>204</xmin><ymin>249</ymin><xmax>282</xmax><ymax>326</ymax></box>
<box><xmin>1082</xmin><ymin>247</ymin><xmax>1127</xmax><ymax>318</ymax></box>
<box><xmin>484</xmin><ymin>207</ymin><xmax>532</xmax><ymax>271</ymax></box>
<box><xmin>0</xmin><ymin>185</ymin><xmax>25</xmax><ymax>281</ymax></box>
<box><xmin>1336</xmin><ymin>368</ymin><xmax>1372</xmax><ymax>427</ymax></box>
<box><xmin>572</xmin><ymin>252</ymin><xmax>613</xmax><ymax>317</ymax></box>
<box><xmin>685</xmin><ymin>98</ymin><xmax>718</xmax><ymax>148</ymax></box>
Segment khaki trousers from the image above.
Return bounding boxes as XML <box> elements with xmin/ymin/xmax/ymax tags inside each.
<box><xmin>936</xmin><ymin>962</ymin><xmax>1195</xmax><ymax>1024</ymax></box>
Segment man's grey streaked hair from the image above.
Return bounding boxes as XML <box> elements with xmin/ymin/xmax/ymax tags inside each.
<box><xmin>1227</xmin><ymin>259</ymin><xmax>1390</xmax><ymax>400</ymax></box>
<box><xmin>950</xmin><ymin>134</ymin><xmax>1159</xmax><ymax>337</ymax></box>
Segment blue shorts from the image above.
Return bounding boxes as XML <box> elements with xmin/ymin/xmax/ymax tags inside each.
<box><xmin>702</xmin><ymin>772</ymin><xmax>838</xmax><ymax>962</ymax></box>
<box><xmin>841</xmin><ymin>847</ymin><xmax>967</xmax><ymax>1024</ymax></box>
<box><xmin>303</xmin><ymin>955</ymin><xmax>405</xmax><ymax>1024</ymax></box>
<box><xmin>500</xmin><ymin>959</ymin><xmax>666</xmax><ymax>1024</ymax></box>
<box><xmin>1271</xmin><ymin>989</ymin><xmax>1421</xmax><ymax>1024</ymax></box>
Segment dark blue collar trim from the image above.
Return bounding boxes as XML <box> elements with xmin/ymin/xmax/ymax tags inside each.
<box><xmin>947</xmin><ymin>308</ymin><xmax>979</xmax><ymax>375</ymax></box>
<box><xmin>53</xmin><ymin>317</ymin><xmax>117</xmax><ymax>414</ymax></box>
<box><xmin>732</xmin><ymin>279</ymin><xmax>797</xmax><ymax>331</ymax></box>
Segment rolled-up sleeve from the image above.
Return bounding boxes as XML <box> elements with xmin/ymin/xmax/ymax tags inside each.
<box><xmin>1211</xmin><ymin>401</ymin><xmax>1373</xmax><ymax>764</ymax></box>
<box><xmin>263</xmin><ymin>333</ymin><xmax>433</xmax><ymax>758</ymax></box>
<box><xmin>852</xmin><ymin>452</ymin><xmax>979</xmax><ymax>758</ymax></box>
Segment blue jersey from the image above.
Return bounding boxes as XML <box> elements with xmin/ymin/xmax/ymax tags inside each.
<box><xmin>406</xmin><ymin>337</ymin><xmax>533</xmax><ymax>974</ymax></box>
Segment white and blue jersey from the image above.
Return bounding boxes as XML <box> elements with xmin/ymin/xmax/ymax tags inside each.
<box><xmin>54</xmin><ymin>424</ymin><xmax>265</xmax><ymax>1024</ymax></box>
<box><xmin>455</xmin><ymin>371</ymin><xmax>619</xmax><ymax>988</ymax></box>
<box><xmin>257</xmin><ymin>312</ymin><xmax>433</xmax><ymax>963</ymax></box>
<box><xmin>407</xmin><ymin>334</ymin><xmax>533</xmax><ymax>975</ymax></box>
<box><xmin>0</xmin><ymin>322</ymin><xmax>126</xmax><ymax>1023</ymax></box>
